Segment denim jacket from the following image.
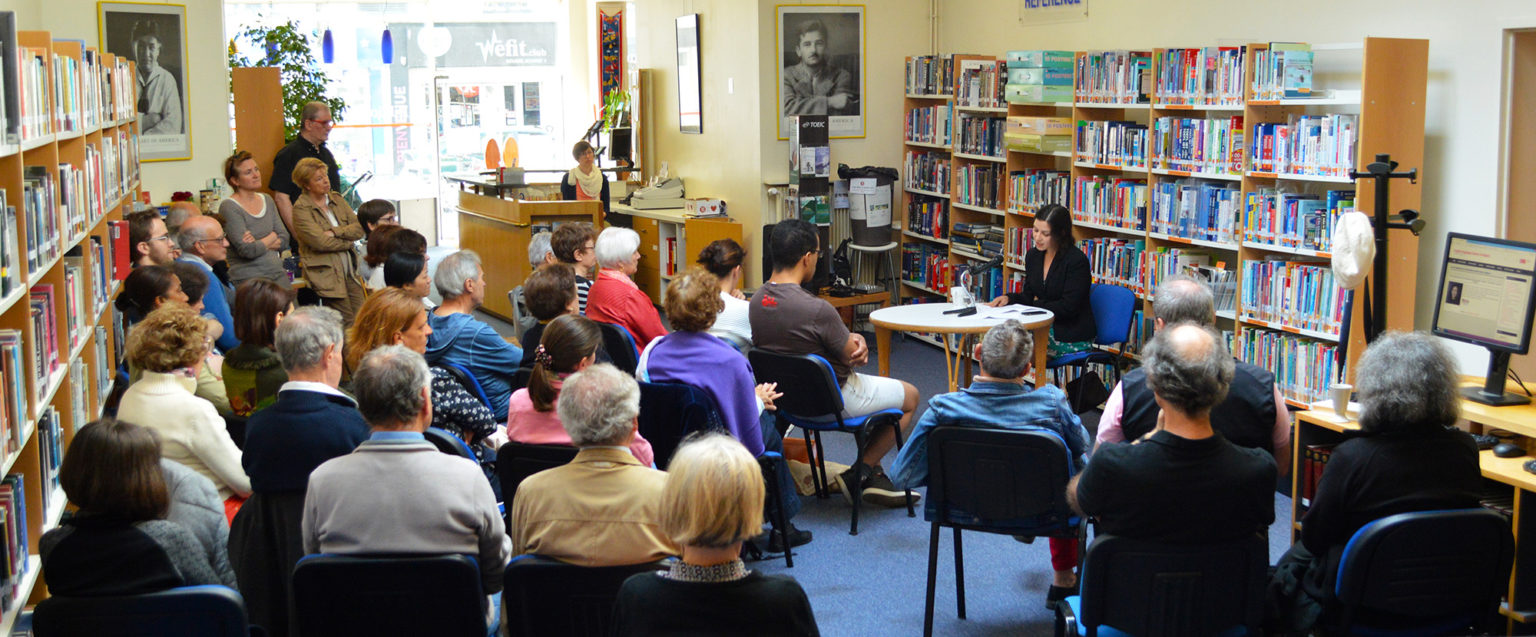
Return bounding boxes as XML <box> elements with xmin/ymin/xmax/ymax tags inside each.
<box><xmin>890</xmin><ymin>380</ymin><xmax>1090</xmax><ymax>521</ymax></box>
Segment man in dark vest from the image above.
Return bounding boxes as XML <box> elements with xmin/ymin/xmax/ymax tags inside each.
<box><xmin>1095</xmin><ymin>276</ymin><xmax>1290</xmax><ymax>472</ymax></box>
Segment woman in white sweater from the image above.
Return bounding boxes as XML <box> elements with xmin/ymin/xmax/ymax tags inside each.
<box><xmin>117</xmin><ymin>305</ymin><xmax>251</xmax><ymax>509</ymax></box>
<box><xmin>695</xmin><ymin>239</ymin><xmax>752</xmax><ymax>348</ymax></box>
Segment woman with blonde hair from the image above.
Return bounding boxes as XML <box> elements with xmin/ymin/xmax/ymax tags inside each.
<box><xmin>116</xmin><ymin>305</ymin><xmax>251</xmax><ymax>512</ymax></box>
<box><xmin>613</xmin><ymin>433</ymin><xmax>819</xmax><ymax>635</ymax></box>
<box><xmin>290</xmin><ymin>156</ymin><xmax>366</xmax><ymax>326</ymax></box>
<box><xmin>506</xmin><ymin>314</ymin><xmax>654</xmax><ymax>465</ymax></box>
<box><xmin>348</xmin><ymin>288</ymin><xmax>499</xmax><ymax>446</ymax></box>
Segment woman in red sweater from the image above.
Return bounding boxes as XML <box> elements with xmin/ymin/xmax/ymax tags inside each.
<box><xmin>586</xmin><ymin>226</ymin><xmax>668</xmax><ymax>351</ymax></box>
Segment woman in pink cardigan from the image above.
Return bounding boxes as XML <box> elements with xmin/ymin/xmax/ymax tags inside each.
<box><xmin>585</xmin><ymin>227</ymin><xmax>667</xmax><ymax>351</ymax></box>
<box><xmin>505</xmin><ymin>314</ymin><xmax>655</xmax><ymax>466</ymax></box>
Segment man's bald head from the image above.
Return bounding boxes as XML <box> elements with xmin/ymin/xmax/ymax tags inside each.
<box><xmin>1142</xmin><ymin>322</ymin><xmax>1233</xmax><ymax>418</ymax></box>
<box><xmin>177</xmin><ymin>216</ymin><xmax>229</xmax><ymax>264</ymax></box>
<box><xmin>1153</xmin><ymin>276</ymin><xmax>1215</xmax><ymax>327</ymax></box>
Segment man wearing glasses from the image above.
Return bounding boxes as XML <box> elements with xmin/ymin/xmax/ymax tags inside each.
<box><xmin>128</xmin><ymin>209</ymin><xmax>177</xmax><ymax>268</ymax></box>
<box><xmin>270</xmin><ymin>101</ymin><xmax>343</xmax><ymax>251</ymax></box>
<box><xmin>177</xmin><ymin>216</ymin><xmax>239</xmax><ymax>352</ymax></box>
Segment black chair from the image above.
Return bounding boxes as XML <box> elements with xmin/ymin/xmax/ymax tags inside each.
<box><xmin>748</xmin><ymin>349</ymin><xmax>912</xmax><ymax>535</ymax></box>
<box><xmin>1055</xmin><ymin>533</ymin><xmax>1269</xmax><ymax>637</ymax></box>
<box><xmin>502</xmin><ymin>555</ymin><xmax>667</xmax><ymax>637</ymax></box>
<box><xmin>923</xmin><ymin>427</ymin><xmax>1084</xmax><ymax>636</ymax></box>
<box><xmin>1329</xmin><ymin>508</ymin><xmax>1513</xmax><ymax>636</ymax></box>
<box><xmin>291</xmin><ymin>554</ymin><xmax>486</xmax><ymax>637</ymax></box>
<box><xmin>508</xmin><ymin>366</ymin><xmax>535</xmax><ymax>393</ymax></box>
<box><xmin>34</xmin><ymin>585</ymin><xmax>252</xmax><ymax>637</ymax></box>
<box><xmin>595</xmin><ymin>321</ymin><xmax>639</xmax><ymax>374</ymax></box>
<box><xmin>496</xmin><ymin>441</ymin><xmax>580</xmax><ymax>526</ymax></box>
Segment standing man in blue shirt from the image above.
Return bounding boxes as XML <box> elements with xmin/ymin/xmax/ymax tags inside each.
<box><xmin>891</xmin><ymin>319</ymin><xmax>1089</xmax><ymax>608</ymax></box>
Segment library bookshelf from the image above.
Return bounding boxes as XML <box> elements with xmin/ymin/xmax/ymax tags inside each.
<box><xmin>898</xmin><ymin>39</ymin><xmax>1426</xmax><ymax>409</ymax></box>
<box><xmin>0</xmin><ymin>22</ymin><xmax>141</xmax><ymax>632</ymax></box>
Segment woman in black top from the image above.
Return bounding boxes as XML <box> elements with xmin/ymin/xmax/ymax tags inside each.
<box><xmin>1267</xmin><ymin>331</ymin><xmax>1481</xmax><ymax>632</ymax></box>
<box><xmin>987</xmin><ymin>204</ymin><xmax>1096</xmax><ymax>356</ymax></box>
<box><xmin>614</xmin><ymin>433</ymin><xmax>819</xmax><ymax>636</ymax></box>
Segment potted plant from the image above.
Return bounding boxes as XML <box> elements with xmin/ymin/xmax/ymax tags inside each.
<box><xmin>602</xmin><ymin>88</ymin><xmax>632</xmax><ymax>178</ymax></box>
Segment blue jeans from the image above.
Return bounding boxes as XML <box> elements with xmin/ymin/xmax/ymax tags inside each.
<box><xmin>761</xmin><ymin>413</ymin><xmax>802</xmax><ymax>521</ymax></box>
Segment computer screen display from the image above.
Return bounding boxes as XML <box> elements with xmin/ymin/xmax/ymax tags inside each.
<box><xmin>1431</xmin><ymin>233</ymin><xmax>1536</xmax><ymax>355</ymax></box>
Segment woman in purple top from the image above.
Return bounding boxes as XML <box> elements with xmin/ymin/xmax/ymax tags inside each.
<box><xmin>637</xmin><ymin>268</ymin><xmax>809</xmax><ymax>549</ymax></box>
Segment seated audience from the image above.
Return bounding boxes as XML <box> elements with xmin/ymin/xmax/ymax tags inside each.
<box><xmin>303</xmin><ymin>346</ymin><xmax>510</xmax><ymax>628</ymax></box>
<box><xmin>507</xmin><ymin>314</ymin><xmax>651</xmax><ymax>464</ymax></box>
<box><xmin>233</xmin><ymin>306</ymin><xmax>367</xmax><ymax>637</ymax></box>
<box><xmin>169</xmin><ymin>263</ymin><xmax>233</xmax><ymax>416</ymax></box>
<box><xmin>220</xmin><ymin>150</ymin><xmax>291</xmax><ymax>290</ymax></box>
<box><xmin>528</xmin><ymin>231</ymin><xmax>556</xmax><ymax>268</ymax></box>
<box><xmin>383</xmin><ymin>251</ymin><xmax>434</xmax><ymax>309</ymax></box>
<box><xmin>510</xmin><ymin>363</ymin><xmax>679</xmax><ymax>566</ymax></box>
<box><xmin>290</xmin><ymin>156</ymin><xmax>366</xmax><ymax>326</ymax></box>
<box><xmin>750</xmin><ymin>219</ymin><xmax>919</xmax><ymax>508</ymax></box>
<box><xmin>114</xmin><ymin>264</ymin><xmax>186</xmax><ymax>329</ymax></box>
<box><xmin>637</xmin><ymin>268</ymin><xmax>808</xmax><ymax>547</ymax></box>
<box><xmin>614</xmin><ymin>434</ymin><xmax>820</xmax><ymax>636</ymax></box>
<box><xmin>586</xmin><ymin>227</ymin><xmax>667</xmax><ymax>350</ymax></box>
<box><xmin>426</xmin><ymin>250</ymin><xmax>523</xmax><ymax>422</ymax></box>
<box><xmin>890</xmin><ymin>319</ymin><xmax>1089</xmax><ymax>607</ymax></box>
<box><xmin>696</xmin><ymin>238</ymin><xmax>752</xmax><ymax>345</ymax></box>
<box><xmin>352</xmin><ymin>288</ymin><xmax>500</xmax><ymax>446</ymax></box>
<box><xmin>177</xmin><ymin>216</ymin><xmax>239</xmax><ymax>353</ymax></box>
<box><xmin>364</xmin><ymin>225</ymin><xmax>427</xmax><ymax>291</ymax></box>
<box><xmin>1268</xmin><ymin>331</ymin><xmax>1481</xmax><ymax>632</ymax></box>
<box><xmin>1069</xmin><ymin>323</ymin><xmax>1275</xmax><ymax>543</ymax></box>
<box><xmin>117</xmin><ymin>305</ymin><xmax>252</xmax><ymax>504</ymax></box>
<box><xmin>360</xmin><ymin>224</ymin><xmax>407</xmax><ymax>291</ymax></box>
<box><xmin>1098</xmin><ymin>277</ymin><xmax>1291</xmax><ymax>468</ymax></box>
<box><xmin>550</xmin><ymin>222</ymin><xmax>597</xmax><ymax>313</ymax></box>
<box><xmin>223</xmin><ymin>279</ymin><xmax>296</xmax><ymax>416</ymax></box>
<box><xmin>129</xmin><ymin>209</ymin><xmax>176</xmax><ymax>268</ymax></box>
<box><xmin>41</xmin><ymin>419</ymin><xmax>229</xmax><ymax>596</ymax></box>
<box><xmin>354</xmin><ymin>198</ymin><xmax>398</xmax><ymax>285</ymax></box>
<box><xmin>516</xmin><ymin>263</ymin><xmax>609</xmax><ymax>369</ymax></box>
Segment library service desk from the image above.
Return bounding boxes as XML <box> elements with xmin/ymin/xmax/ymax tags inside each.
<box><xmin>869</xmin><ymin>303</ymin><xmax>1053</xmax><ymax>392</ymax></box>
<box><xmin>1292</xmin><ymin>378</ymin><xmax>1536</xmax><ymax>631</ymax></box>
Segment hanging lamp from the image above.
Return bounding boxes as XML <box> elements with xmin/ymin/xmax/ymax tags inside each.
<box><xmin>381</xmin><ymin>28</ymin><xmax>393</xmax><ymax>64</ymax></box>
<box><xmin>321</xmin><ymin>28</ymin><xmax>335</xmax><ymax>63</ymax></box>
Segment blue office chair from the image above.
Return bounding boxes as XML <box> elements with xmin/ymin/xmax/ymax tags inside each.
<box><xmin>748</xmin><ymin>350</ymin><xmax>913</xmax><ymax>535</ymax></box>
<box><xmin>595</xmin><ymin>321</ymin><xmax>640</xmax><ymax>374</ymax></box>
<box><xmin>924</xmin><ymin>427</ymin><xmax>1084</xmax><ymax>637</ymax></box>
<box><xmin>292</xmin><ymin>554</ymin><xmax>486</xmax><ymax>637</ymax></box>
<box><xmin>1330</xmin><ymin>508</ymin><xmax>1513</xmax><ymax>636</ymax></box>
<box><xmin>1046</xmin><ymin>283</ymin><xmax>1137</xmax><ymax>409</ymax></box>
<box><xmin>637</xmin><ymin>381</ymin><xmax>725</xmax><ymax>469</ymax></box>
<box><xmin>502</xmin><ymin>555</ymin><xmax>668</xmax><ymax>637</ymax></box>
<box><xmin>1056</xmin><ymin>533</ymin><xmax>1268</xmax><ymax>637</ymax></box>
<box><xmin>34</xmin><ymin>585</ymin><xmax>252</xmax><ymax>637</ymax></box>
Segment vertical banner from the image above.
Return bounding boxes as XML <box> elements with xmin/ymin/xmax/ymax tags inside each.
<box><xmin>598</xmin><ymin>5</ymin><xmax>625</xmax><ymax>101</ymax></box>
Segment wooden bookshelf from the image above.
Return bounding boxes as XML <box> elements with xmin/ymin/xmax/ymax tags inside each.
<box><xmin>900</xmin><ymin>55</ymin><xmax>955</xmax><ymax>303</ymax></box>
<box><xmin>0</xmin><ymin>24</ymin><xmax>141</xmax><ymax>632</ymax></box>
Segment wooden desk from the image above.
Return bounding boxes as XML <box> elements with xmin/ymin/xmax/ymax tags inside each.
<box><xmin>1291</xmin><ymin>383</ymin><xmax>1536</xmax><ymax>632</ymax></box>
<box><xmin>456</xmin><ymin>191</ymin><xmax>600</xmax><ymax>321</ymax></box>
<box><xmin>611</xmin><ymin>204</ymin><xmax>742</xmax><ymax>305</ymax></box>
<box><xmin>870</xmin><ymin>303</ymin><xmax>1053</xmax><ymax>392</ymax></box>
<box><xmin>819</xmin><ymin>290</ymin><xmax>891</xmax><ymax>330</ymax></box>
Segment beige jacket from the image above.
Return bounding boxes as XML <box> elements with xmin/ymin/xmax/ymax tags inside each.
<box><xmin>291</xmin><ymin>191</ymin><xmax>364</xmax><ymax>298</ymax></box>
<box><xmin>510</xmin><ymin>447</ymin><xmax>679</xmax><ymax>566</ymax></box>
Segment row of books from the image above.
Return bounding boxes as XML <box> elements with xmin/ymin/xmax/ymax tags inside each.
<box><xmin>956</xmin><ymin>115</ymin><xmax>1004</xmax><ymax>158</ymax></box>
<box><xmin>1149</xmin><ymin>179</ymin><xmax>1240</xmax><ymax>243</ymax></box>
<box><xmin>28</xmin><ymin>285</ymin><xmax>59</xmax><ymax>399</ymax></box>
<box><xmin>956</xmin><ymin>59</ymin><xmax>1005</xmax><ymax>109</ymax></box>
<box><xmin>21</xmin><ymin>167</ymin><xmax>59</xmax><ymax>274</ymax></box>
<box><xmin>1153</xmin><ymin>47</ymin><xmax>1246</xmax><ymax>106</ymax></box>
<box><xmin>61</xmin><ymin>260</ymin><xmax>86</xmax><ymax>351</ymax></box>
<box><xmin>903</xmin><ymin>104</ymin><xmax>951</xmax><ymax>146</ymax></box>
<box><xmin>901</xmin><ymin>243</ymin><xmax>950</xmax><ymax>293</ymax></box>
<box><xmin>57</xmin><ymin>162</ymin><xmax>94</xmax><ymax>242</ymax></box>
<box><xmin>0</xmin><ymin>473</ymin><xmax>32</xmax><ymax>611</ymax></box>
<box><xmin>36</xmin><ymin>405</ymin><xmax>60</xmax><ymax>514</ymax></box>
<box><xmin>0</xmin><ymin>331</ymin><xmax>28</xmax><ymax>458</ymax></box>
<box><xmin>1249</xmin><ymin>114</ymin><xmax>1357</xmax><ymax>177</ymax></box>
<box><xmin>1073</xmin><ymin>176</ymin><xmax>1146</xmax><ymax>231</ymax></box>
<box><xmin>50</xmin><ymin>53</ymin><xmax>80</xmax><ymax>135</ymax></box>
<box><xmin>1297</xmin><ymin>443</ymin><xmax>1335</xmax><ymax>506</ymax></box>
<box><xmin>906</xmin><ymin>197</ymin><xmax>948</xmax><ymax>240</ymax></box>
<box><xmin>17</xmin><ymin>46</ymin><xmax>49</xmax><ymax>140</ymax></box>
<box><xmin>1251</xmin><ymin>43</ymin><xmax>1314</xmax><ymax>101</ymax></box>
<box><xmin>905</xmin><ymin>55</ymin><xmax>955</xmax><ymax>96</ymax></box>
<box><xmin>1239</xmin><ymin>258</ymin><xmax>1343</xmax><ymax>336</ymax></box>
<box><xmin>1075</xmin><ymin>50</ymin><xmax>1151</xmax><ymax>104</ymax></box>
<box><xmin>953</xmin><ymin>163</ymin><xmax>1004</xmax><ymax>211</ymax></box>
<box><xmin>1242</xmin><ymin>188</ymin><xmax>1354</xmax><ymax>252</ymax></box>
<box><xmin>80</xmin><ymin>49</ymin><xmax>136</xmax><ymax>130</ymax></box>
<box><xmin>1079</xmin><ymin>237</ymin><xmax>1146</xmax><ymax>294</ymax></box>
<box><xmin>1076</xmin><ymin>120</ymin><xmax>1148</xmax><ymax>168</ymax></box>
<box><xmin>1004</xmin><ymin>227</ymin><xmax>1037</xmax><ymax>267</ymax></box>
<box><xmin>1237</xmin><ymin>326</ymin><xmax>1340</xmax><ymax>404</ymax></box>
<box><xmin>1149</xmin><ymin>115</ymin><xmax>1244</xmax><ymax>175</ymax></box>
<box><xmin>1009</xmin><ymin>169</ymin><xmax>1070</xmax><ymax>214</ymax></box>
<box><xmin>904</xmin><ymin>150</ymin><xmax>951</xmax><ymax>194</ymax></box>
<box><xmin>1145</xmin><ymin>247</ymin><xmax>1214</xmax><ymax>297</ymax></box>
<box><xmin>950</xmin><ymin>222</ymin><xmax>1002</xmax><ymax>259</ymax></box>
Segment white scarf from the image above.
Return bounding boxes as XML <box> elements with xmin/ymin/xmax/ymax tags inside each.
<box><xmin>568</xmin><ymin>165</ymin><xmax>603</xmax><ymax>199</ymax></box>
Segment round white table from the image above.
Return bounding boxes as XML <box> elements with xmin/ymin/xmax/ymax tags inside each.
<box><xmin>869</xmin><ymin>303</ymin><xmax>1055</xmax><ymax>392</ymax></box>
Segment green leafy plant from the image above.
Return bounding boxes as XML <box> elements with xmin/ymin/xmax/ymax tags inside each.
<box><xmin>602</xmin><ymin>88</ymin><xmax>630</xmax><ymax>131</ymax></box>
<box><xmin>228</xmin><ymin>20</ymin><xmax>347</xmax><ymax>140</ymax></box>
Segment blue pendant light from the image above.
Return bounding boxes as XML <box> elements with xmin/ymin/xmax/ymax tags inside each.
<box><xmin>322</xmin><ymin>28</ymin><xmax>335</xmax><ymax>63</ymax></box>
<box><xmin>381</xmin><ymin>28</ymin><xmax>393</xmax><ymax>64</ymax></box>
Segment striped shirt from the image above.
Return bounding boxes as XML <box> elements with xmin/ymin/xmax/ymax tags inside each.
<box><xmin>576</xmin><ymin>276</ymin><xmax>592</xmax><ymax>314</ymax></box>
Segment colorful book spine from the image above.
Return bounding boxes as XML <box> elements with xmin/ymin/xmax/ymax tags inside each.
<box><xmin>904</xmin><ymin>150</ymin><xmax>951</xmax><ymax>194</ymax></box>
<box><xmin>1072</xmin><ymin>176</ymin><xmax>1146</xmax><ymax>231</ymax></box>
<box><xmin>904</xmin><ymin>104</ymin><xmax>952</xmax><ymax>146</ymax></box>
<box><xmin>954</xmin><ymin>163</ymin><xmax>1003</xmax><ymax>210</ymax></box>
<box><xmin>1239</xmin><ymin>258</ymin><xmax>1343</xmax><ymax>336</ymax></box>
<box><xmin>905</xmin><ymin>196</ymin><xmax>948</xmax><ymax>240</ymax></box>
<box><xmin>1009</xmin><ymin>169</ymin><xmax>1070</xmax><ymax>214</ymax></box>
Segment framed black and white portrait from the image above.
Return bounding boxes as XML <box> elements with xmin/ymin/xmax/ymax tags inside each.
<box><xmin>776</xmin><ymin>4</ymin><xmax>864</xmax><ymax>139</ymax></box>
<box><xmin>99</xmin><ymin>1</ymin><xmax>191</xmax><ymax>161</ymax></box>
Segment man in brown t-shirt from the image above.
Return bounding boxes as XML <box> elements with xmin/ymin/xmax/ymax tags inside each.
<box><xmin>750</xmin><ymin>219</ymin><xmax>919</xmax><ymax>508</ymax></box>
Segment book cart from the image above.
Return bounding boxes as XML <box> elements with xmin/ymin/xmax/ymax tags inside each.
<box><xmin>0</xmin><ymin>17</ymin><xmax>142</xmax><ymax>631</ymax></box>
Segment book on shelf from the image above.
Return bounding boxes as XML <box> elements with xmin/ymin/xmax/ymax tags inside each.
<box><xmin>0</xmin><ymin>195</ymin><xmax>16</xmax><ymax>298</ymax></box>
<box><xmin>1075</xmin><ymin>50</ymin><xmax>1152</xmax><ymax>104</ymax></box>
<box><xmin>107</xmin><ymin>219</ymin><xmax>129</xmax><ymax>280</ymax></box>
<box><xmin>904</xmin><ymin>104</ymin><xmax>952</xmax><ymax>146</ymax></box>
<box><xmin>88</xmin><ymin>236</ymin><xmax>109</xmax><ymax>314</ymax></box>
<box><xmin>1073</xmin><ymin>175</ymin><xmax>1146</xmax><ymax>231</ymax></box>
<box><xmin>1154</xmin><ymin>47</ymin><xmax>1245</xmax><ymax>106</ymax></box>
<box><xmin>1150</xmin><ymin>115</ymin><xmax>1243</xmax><ymax>175</ymax></box>
<box><xmin>1299</xmin><ymin>443</ymin><xmax>1335</xmax><ymax>506</ymax></box>
<box><xmin>1008</xmin><ymin>169</ymin><xmax>1069</xmax><ymax>214</ymax></box>
<box><xmin>35</xmin><ymin>406</ymin><xmax>59</xmax><ymax>514</ymax></box>
<box><xmin>93</xmin><ymin>324</ymin><xmax>109</xmax><ymax>404</ymax></box>
<box><xmin>956</xmin><ymin>58</ymin><xmax>1005</xmax><ymax>109</ymax></box>
<box><xmin>68</xmin><ymin>357</ymin><xmax>84</xmax><ymax>433</ymax></box>
<box><xmin>1078</xmin><ymin>237</ymin><xmax>1146</xmax><ymax>294</ymax></box>
<box><xmin>22</xmin><ymin>166</ymin><xmax>60</xmax><ymax>272</ymax></box>
<box><xmin>29</xmin><ymin>285</ymin><xmax>58</xmax><ymax>395</ymax></box>
<box><xmin>1248</xmin><ymin>114</ymin><xmax>1356</xmax><ymax>177</ymax></box>
<box><xmin>62</xmin><ymin>256</ymin><xmax>84</xmax><ymax>350</ymax></box>
<box><xmin>956</xmin><ymin>114</ymin><xmax>1004</xmax><ymax>157</ymax></box>
<box><xmin>903</xmin><ymin>150</ymin><xmax>951</xmax><ymax>194</ymax></box>
<box><xmin>905</xmin><ymin>55</ymin><xmax>954</xmax><ymax>96</ymax></box>
<box><xmin>1238</xmin><ymin>326</ymin><xmax>1339</xmax><ymax>404</ymax></box>
<box><xmin>1145</xmin><ymin>246</ymin><xmax>1211</xmax><ymax>293</ymax></box>
<box><xmin>906</xmin><ymin>197</ymin><xmax>948</xmax><ymax>240</ymax></box>
<box><xmin>954</xmin><ymin>163</ymin><xmax>1003</xmax><ymax>210</ymax></box>
<box><xmin>0</xmin><ymin>473</ymin><xmax>27</xmax><ymax>607</ymax></box>
<box><xmin>1240</xmin><ymin>258</ymin><xmax>1342</xmax><ymax>336</ymax></box>
<box><xmin>51</xmin><ymin>51</ymin><xmax>78</xmax><ymax>135</ymax></box>
<box><xmin>0</xmin><ymin>331</ymin><xmax>23</xmax><ymax>455</ymax></box>
<box><xmin>81</xmin><ymin>48</ymin><xmax>99</xmax><ymax>129</ymax></box>
<box><xmin>901</xmin><ymin>243</ymin><xmax>950</xmax><ymax>292</ymax></box>
<box><xmin>1243</xmin><ymin>187</ymin><xmax>1353</xmax><ymax>251</ymax></box>
<box><xmin>1005</xmin><ymin>227</ymin><xmax>1037</xmax><ymax>266</ymax></box>
<box><xmin>1076</xmin><ymin>120</ymin><xmax>1148</xmax><ymax>168</ymax></box>
<box><xmin>1149</xmin><ymin>178</ymin><xmax>1240</xmax><ymax>243</ymax></box>
<box><xmin>18</xmin><ymin>46</ymin><xmax>49</xmax><ymax>140</ymax></box>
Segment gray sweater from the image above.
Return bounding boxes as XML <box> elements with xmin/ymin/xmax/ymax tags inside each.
<box><xmin>162</xmin><ymin>459</ymin><xmax>238</xmax><ymax>588</ymax></box>
<box><xmin>220</xmin><ymin>194</ymin><xmax>291</xmax><ymax>286</ymax></box>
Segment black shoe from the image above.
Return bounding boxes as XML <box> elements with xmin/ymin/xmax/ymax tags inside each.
<box><xmin>1046</xmin><ymin>583</ymin><xmax>1077</xmax><ymax>610</ymax></box>
<box><xmin>861</xmin><ymin>466</ymin><xmax>920</xmax><ymax>508</ymax></box>
<box><xmin>767</xmin><ymin>524</ymin><xmax>813</xmax><ymax>552</ymax></box>
<box><xmin>1012</xmin><ymin>534</ymin><xmax>1037</xmax><ymax>544</ymax></box>
<box><xmin>832</xmin><ymin>464</ymin><xmax>867</xmax><ymax>505</ymax></box>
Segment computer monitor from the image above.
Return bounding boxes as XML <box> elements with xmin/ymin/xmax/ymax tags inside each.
<box><xmin>1431</xmin><ymin>232</ymin><xmax>1536</xmax><ymax>406</ymax></box>
<box><xmin>608</xmin><ymin>127</ymin><xmax>632</xmax><ymax>162</ymax></box>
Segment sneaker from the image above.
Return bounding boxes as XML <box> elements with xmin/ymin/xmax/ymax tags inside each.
<box><xmin>767</xmin><ymin>524</ymin><xmax>813</xmax><ymax>552</ymax></box>
<box><xmin>860</xmin><ymin>467</ymin><xmax>920</xmax><ymax>508</ymax></box>
<box><xmin>832</xmin><ymin>464</ymin><xmax>864</xmax><ymax>506</ymax></box>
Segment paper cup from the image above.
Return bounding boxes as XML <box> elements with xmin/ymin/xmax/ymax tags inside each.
<box><xmin>1330</xmin><ymin>383</ymin><xmax>1353</xmax><ymax>419</ymax></box>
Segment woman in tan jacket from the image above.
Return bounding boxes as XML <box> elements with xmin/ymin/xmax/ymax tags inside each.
<box><xmin>290</xmin><ymin>157</ymin><xmax>366</xmax><ymax>326</ymax></box>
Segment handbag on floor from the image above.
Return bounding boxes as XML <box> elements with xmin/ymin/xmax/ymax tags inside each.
<box><xmin>1064</xmin><ymin>370</ymin><xmax>1111</xmax><ymax>413</ymax></box>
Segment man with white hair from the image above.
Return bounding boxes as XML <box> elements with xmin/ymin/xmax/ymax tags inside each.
<box><xmin>303</xmin><ymin>345</ymin><xmax>509</xmax><ymax>628</ymax></box>
<box><xmin>425</xmin><ymin>250</ymin><xmax>524</xmax><ymax>421</ymax></box>
<box><xmin>177</xmin><ymin>215</ymin><xmax>239</xmax><ymax>352</ymax></box>
<box><xmin>510</xmin><ymin>363</ymin><xmax>680</xmax><ymax>567</ymax></box>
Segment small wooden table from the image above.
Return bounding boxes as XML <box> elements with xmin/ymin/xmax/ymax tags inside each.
<box><xmin>869</xmin><ymin>303</ymin><xmax>1054</xmax><ymax>392</ymax></box>
<box><xmin>819</xmin><ymin>290</ymin><xmax>892</xmax><ymax>330</ymax></box>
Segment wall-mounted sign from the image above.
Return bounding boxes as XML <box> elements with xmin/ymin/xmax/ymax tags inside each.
<box><xmin>1018</xmin><ymin>0</ymin><xmax>1088</xmax><ymax>24</ymax></box>
<box><xmin>390</xmin><ymin>22</ymin><xmax>557</xmax><ymax>67</ymax></box>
